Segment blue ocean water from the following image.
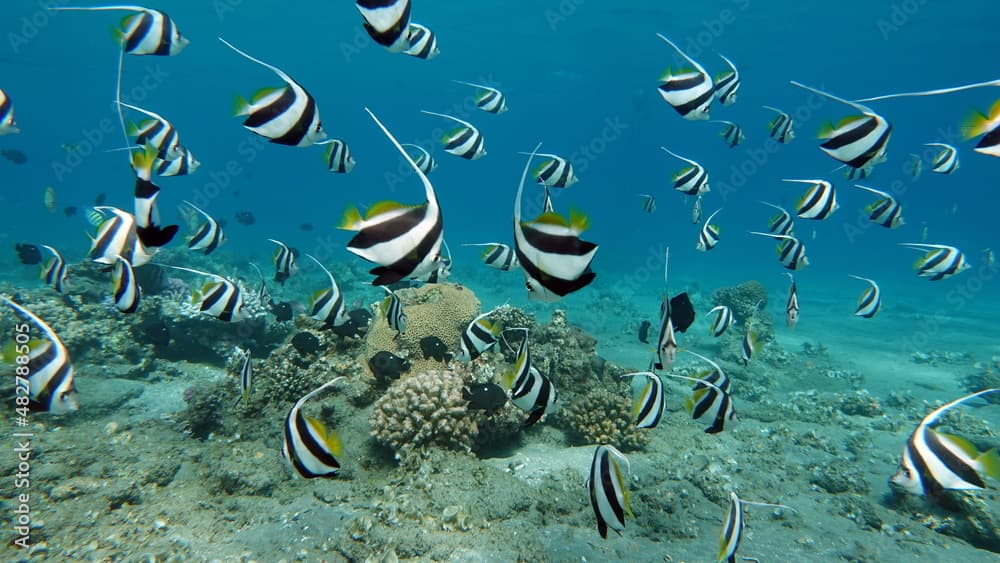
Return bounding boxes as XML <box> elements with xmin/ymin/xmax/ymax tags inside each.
<box><xmin>2</xmin><ymin>1</ymin><xmax>997</xmax><ymax>308</ymax></box>
<box><xmin>1</xmin><ymin>2</ymin><xmax>999</xmax><ymax>559</ymax></box>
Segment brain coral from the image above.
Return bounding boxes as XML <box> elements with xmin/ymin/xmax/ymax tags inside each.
<box><xmin>712</xmin><ymin>279</ymin><xmax>768</xmax><ymax>322</ymax></box>
<box><xmin>369</xmin><ymin>369</ymin><xmax>478</xmax><ymax>456</ymax></box>
<box><xmin>361</xmin><ymin>283</ymin><xmax>480</xmax><ymax>376</ymax></box>
<box><xmin>559</xmin><ymin>388</ymin><xmax>650</xmax><ymax>452</ymax></box>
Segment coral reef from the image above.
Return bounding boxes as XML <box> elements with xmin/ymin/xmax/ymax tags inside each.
<box><xmin>558</xmin><ymin>387</ymin><xmax>650</xmax><ymax>451</ymax></box>
<box><xmin>964</xmin><ymin>356</ymin><xmax>1000</xmax><ymax>404</ymax></box>
<box><xmin>369</xmin><ymin>370</ymin><xmax>479</xmax><ymax>456</ymax></box>
<box><xmin>361</xmin><ymin>283</ymin><xmax>480</xmax><ymax>377</ymax></box>
<box><xmin>712</xmin><ymin>279</ymin><xmax>768</xmax><ymax>321</ymax></box>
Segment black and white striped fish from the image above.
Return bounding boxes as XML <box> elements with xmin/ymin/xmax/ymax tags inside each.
<box><xmin>654</xmin><ymin>248</ymin><xmax>677</xmax><ymax>370</ymax></box>
<box><xmin>848</xmin><ymin>274</ymin><xmax>881</xmax><ymax>318</ymax></box>
<box><xmin>282</xmin><ymin>377</ymin><xmax>345</xmax><ymax>479</ymax></box>
<box><xmin>707</xmin><ymin>305</ymin><xmax>733</xmax><ymax>337</ymax></box>
<box><xmin>155</xmin><ymin>146</ymin><xmax>199</xmax><ymax>177</ymax></box>
<box><xmin>696</xmin><ymin>208</ymin><xmax>722</xmax><ymax>252</ymax></box>
<box><xmin>668</xmin><ymin>353</ymin><xmax>735</xmax><ymax>434</ymax></box>
<box><xmin>268</xmin><ymin>239</ymin><xmax>297</xmax><ymax>284</ymax></box>
<box><xmin>588</xmin><ymin>444</ymin><xmax>633</xmax><ymax>538</ymax></box>
<box><xmin>714</xmin><ymin>54</ymin><xmax>741</xmax><ymax>105</ymax></box>
<box><xmin>639</xmin><ymin>194</ymin><xmax>656</xmax><ymax>214</ymax></box>
<box><xmin>656</xmin><ymin>34</ymin><xmax>713</xmax><ymax>120</ymax></box>
<box><xmin>784</xmin><ymin>272</ymin><xmax>799</xmax><ymax>328</ymax></box>
<box><xmin>791</xmin><ymin>81</ymin><xmax>891</xmax><ymax>171</ymax></box>
<box><xmin>320</xmin><ymin>139</ymin><xmax>356</xmax><ymax>173</ymax></box>
<box><xmin>401</xmin><ymin>143</ymin><xmax>437</xmax><ymax>174</ymax></box>
<box><xmin>340</xmin><ymin>109</ymin><xmax>444</xmax><ymax>285</ymax></box>
<box><xmin>306</xmin><ymin>254</ymin><xmax>348</xmax><ymax>327</ymax></box>
<box><xmin>854</xmin><ymin>184</ymin><xmax>904</xmax><ymax>229</ymax></box>
<box><xmin>88</xmin><ymin>206</ymin><xmax>155</xmax><ymax>267</ymax></box>
<box><xmin>542</xmin><ymin>186</ymin><xmax>555</xmax><ymax>213</ymax></box>
<box><xmin>924</xmin><ymin>143</ymin><xmax>959</xmax><ymax>174</ymax></box>
<box><xmin>455</xmin><ymin>306</ymin><xmax>503</xmax><ymax>362</ymax></box>
<box><xmin>783</xmin><ymin>178</ymin><xmax>839</xmax><ymax>220</ymax></box>
<box><xmin>900</xmin><ymin>243</ymin><xmax>970</xmax><ymax>281</ymax></box>
<box><xmin>718</xmin><ymin>492</ymin><xmax>796</xmax><ymax>563</ymax></box>
<box><xmin>1</xmin><ymin>297</ymin><xmax>79</xmax><ymax>414</ymax></box>
<box><xmin>111</xmin><ymin>254</ymin><xmax>140</xmax><ymax>313</ymax></box>
<box><xmin>962</xmin><ymin>100</ymin><xmax>1000</xmax><ymax>158</ymax></box>
<box><xmin>712</xmin><ymin>120</ymin><xmax>745</xmax><ymax>147</ymax></box>
<box><xmin>741</xmin><ymin>322</ymin><xmax>758</xmax><ymax>365</ymax></box>
<box><xmin>661</xmin><ymin>147</ymin><xmax>709</xmax><ymax>195</ymax></box>
<box><xmin>528</xmin><ymin>153</ymin><xmax>578</xmax><ymax>188</ymax></box>
<box><xmin>403</xmin><ymin>23</ymin><xmax>438</xmax><ymax>59</ymax></box>
<box><xmin>891</xmin><ymin>389</ymin><xmax>1000</xmax><ymax>496</ymax></box>
<box><xmin>464</xmin><ymin>243</ymin><xmax>519</xmax><ymax>271</ymax></box>
<box><xmin>165</xmin><ymin>265</ymin><xmax>248</xmax><ymax>322</ymax></box>
<box><xmin>453</xmin><ymin>80</ymin><xmax>508</xmax><ymax>114</ymax></box>
<box><xmin>691</xmin><ymin>194</ymin><xmax>702</xmax><ymax>223</ymax></box>
<box><xmin>503</xmin><ymin>329</ymin><xmax>559</xmax><ymax>426</ymax></box>
<box><xmin>233</xmin><ymin>347</ymin><xmax>253</xmax><ymax>407</ymax></box>
<box><xmin>760</xmin><ymin>201</ymin><xmax>795</xmax><ymax>237</ymax></box>
<box><xmin>131</xmin><ymin>145</ymin><xmax>178</xmax><ymax>247</ymax></box>
<box><xmin>763</xmin><ymin>105</ymin><xmax>794</xmax><ymax>143</ymax></box>
<box><xmin>423</xmin><ymin>110</ymin><xmax>486</xmax><ymax>160</ymax></box>
<box><xmin>221</xmin><ymin>38</ymin><xmax>326</xmax><ymax>147</ymax></box>
<box><xmin>750</xmin><ymin>231</ymin><xmax>809</xmax><ymax>270</ymax></box>
<box><xmin>40</xmin><ymin>245</ymin><xmax>68</xmax><ymax>293</ymax></box>
<box><xmin>184</xmin><ymin>201</ymin><xmax>224</xmax><ymax>255</ymax></box>
<box><xmin>52</xmin><ymin>5</ymin><xmax>189</xmax><ymax>56</ymax></box>
<box><xmin>120</xmin><ymin>102</ymin><xmax>181</xmax><ymax>159</ymax></box>
<box><xmin>513</xmin><ymin>146</ymin><xmax>598</xmax><ymax>301</ymax></box>
<box><xmin>620</xmin><ymin>371</ymin><xmax>665</xmax><ymax>429</ymax></box>
<box><xmin>380</xmin><ymin>286</ymin><xmax>407</xmax><ymax>335</ymax></box>
<box><xmin>0</xmin><ymin>87</ymin><xmax>18</xmax><ymax>134</ymax></box>
<box><xmin>356</xmin><ymin>0</ymin><xmax>412</xmax><ymax>53</ymax></box>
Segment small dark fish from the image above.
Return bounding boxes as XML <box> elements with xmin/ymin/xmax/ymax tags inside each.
<box><xmin>291</xmin><ymin>331</ymin><xmax>321</xmax><ymax>355</ymax></box>
<box><xmin>138</xmin><ymin>317</ymin><xmax>171</xmax><ymax>346</ymax></box>
<box><xmin>637</xmin><ymin>320</ymin><xmax>651</xmax><ymax>344</ymax></box>
<box><xmin>15</xmin><ymin>243</ymin><xmax>41</xmax><ymax>265</ymax></box>
<box><xmin>94</xmin><ymin>192</ymin><xmax>107</xmax><ymax>205</ymax></box>
<box><xmin>463</xmin><ymin>382</ymin><xmax>507</xmax><ymax>412</ymax></box>
<box><xmin>270</xmin><ymin>301</ymin><xmax>293</xmax><ymax>322</ymax></box>
<box><xmin>299</xmin><ymin>223</ymin><xmax>314</xmax><ymax>232</ymax></box>
<box><xmin>235</xmin><ymin>211</ymin><xmax>256</xmax><ymax>226</ymax></box>
<box><xmin>420</xmin><ymin>335</ymin><xmax>452</xmax><ymax>363</ymax></box>
<box><xmin>669</xmin><ymin>292</ymin><xmax>696</xmax><ymax>332</ymax></box>
<box><xmin>1</xmin><ymin>148</ymin><xmax>27</xmax><ymax>164</ymax></box>
<box><xmin>368</xmin><ymin>351</ymin><xmax>411</xmax><ymax>386</ymax></box>
<box><xmin>63</xmin><ymin>206</ymin><xmax>78</xmax><ymax>217</ymax></box>
<box><xmin>332</xmin><ymin>308</ymin><xmax>372</xmax><ymax>338</ymax></box>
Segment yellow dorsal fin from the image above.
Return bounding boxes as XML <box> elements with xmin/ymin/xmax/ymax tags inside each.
<box><xmin>311</xmin><ymin>288</ymin><xmax>329</xmax><ymax>305</ymax></box>
<box><xmin>442</xmin><ymin>127</ymin><xmax>468</xmax><ymax>142</ymax></box>
<box><xmin>976</xmin><ymin>448</ymin><xmax>1000</xmax><ymax>481</ymax></box>
<box><xmin>338</xmin><ymin>205</ymin><xmax>363</xmax><ymax>231</ymax></box>
<box><xmin>532</xmin><ymin>212</ymin><xmax>570</xmax><ymax>227</ymax></box>
<box><xmin>306</xmin><ymin>416</ymin><xmax>343</xmax><ymax>457</ymax></box>
<box><xmin>366</xmin><ymin>200</ymin><xmax>412</xmax><ymax>219</ymax></box>
<box><xmin>251</xmin><ymin>86</ymin><xmax>282</xmax><ymax>104</ymax></box>
<box><xmin>936</xmin><ymin>431</ymin><xmax>982</xmax><ymax>459</ymax></box>
<box><xmin>569</xmin><ymin>209</ymin><xmax>590</xmax><ymax>232</ymax></box>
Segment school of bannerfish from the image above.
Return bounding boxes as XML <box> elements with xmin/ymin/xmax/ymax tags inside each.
<box><xmin>2</xmin><ymin>1</ymin><xmax>999</xmax><ymax>560</ymax></box>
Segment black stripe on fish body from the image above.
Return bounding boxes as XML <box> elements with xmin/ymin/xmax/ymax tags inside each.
<box><xmin>902</xmin><ymin>434</ymin><xmax>938</xmax><ymax>496</ymax></box>
<box><xmin>199</xmin><ymin>282</ymin><xmax>229</xmax><ymax>314</ymax></box>
<box><xmin>189</xmin><ymin>222</ymin><xmax>218</xmax><ymax>253</ymax></box>
<box><xmin>822</xmin><ymin>120</ymin><xmax>891</xmax><ymax>168</ymax></box>
<box><xmin>635</xmin><ymin>380</ymin><xmax>663</xmax><ymax>428</ymax></box>
<box><xmin>365</xmin><ymin>215</ymin><xmax>442</xmax><ymax>285</ymax></box>
<box><xmin>520</xmin><ymin>224</ymin><xmax>599</xmax><ymax>258</ymax></box>
<box><xmin>661</xmin><ymin>72</ymin><xmax>707</xmax><ymax>92</ymax></box>
<box><xmin>588</xmin><ymin>455</ymin><xmax>609</xmax><ymax>539</ymax></box>
<box><xmin>218</xmin><ymin>287</ymin><xmax>243</xmax><ymax>322</ymax></box>
<box><xmin>134</xmin><ymin>177</ymin><xmax>159</xmax><ymax>200</ymax></box>
<box><xmin>479</xmin><ymin>90</ymin><xmax>500</xmax><ymax>110</ymax></box>
<box><xmin>28</xmin><ymin>343</ymin><xmax>63</xmax><ymax>408</ymax></box>
<box><xmin>124</xmin><ymin>11</ymin><xmax>154</xmax><ymax>54</ymax></box>
<box><xmin>463</xmin><ymin>321</ymin><xmax>495</xmax><ymax>360</ymax></box>
<box><xmin>704</xmin><ymin>393</ymin><xmax>733</xmax><ymax>434</ymax></box>
<box><xmin>598</xmin><ymin>452</ymin><xmax>626</xmax><ymax>536</ymax></box>
<box><xmin>151</xmin><ymin>12</ymin><xmax>174</xmax><ymax>56</ymax></box>
<box><xmin>720</xmin><ymin>495</ymin><xmax>744</xmax><ymax>561</ymax></box>
<box><xmin>822</xmin><ymin>116</ymin><xmax>880</xmax><ymax>150</ymax></box>
<box><xmin>484</xmin><ymin>245</ymin><xmax>508</xmax><ymax>267</ymax></box>
<box><xmin>294</xmin><ymin>411</ymin><xmax>341</xmax><ymax>473</ymax></box>
<box><xmin>114</xmin><ymin>260</ymin><xmax>140</xmax><ymax>313</ymax></box>
<box><xmin>518</xmin><ymin>250</ymin><xmax>596</xmax><ymax>296</ymax></box>
<box><xmin>929</xmin><ymin>258</ymin><xmax>964</xmax><ymax>281</ymax></box>
<box><xmin>523</xmin><ymin>380</ymin><xmax>553</xmax><ymax>426</ymax></box>
<box><xmin>244</xmin><ymin>87</ymin><xmax>295</xmax><ymax>129</ymax></box>
<box><xmin>671</xmin><ymin>85</ymin><xmax>715</xmax><ymax>117</ymax></box>
<box><xmin>272</xmin><ymin>94</ymin><xmax>318</xmax><ymax>146</ymax></box>
<box><xmin>283</xmin><ymin>411</ymin><xmax>339</xmax><ymax>478</ymax></box>
<box><xmin>674</xmin><ymin>167</ymin><xmax>704</xmax><ymax>191</ymax></box>
<box><xmin>920</xmin><ymin>249</ymin><xmax>954</xmax><ymax>276</ymax></box>
<box><xmin>359</xmin><ymin>0</ymin><xmax>412</xmax><ymax>49</ymax></box>
<box><xmin>976</xmin><ymin>124</ymin><xmax>1000</xmax><ymax>151</ymax></box>
<box><xmin>806</xmin><ymin>189</ymin><xmax>837</xmax><ymax>220</ymax></box>
<box><xmin>35</xmin><ymin>360</ymin><xmax>73</xmax><ymax>413</ymax></box>
<box><xmin>858</xmin><ymin>289</ymin><xmax>880</xmax><ymax>318</ymax></box>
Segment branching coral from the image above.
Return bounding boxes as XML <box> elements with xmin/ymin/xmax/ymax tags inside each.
<box><xmin>369</xmin><ymin>370</ymin><xmax>479</xmax><ymax>456</ymax></box>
